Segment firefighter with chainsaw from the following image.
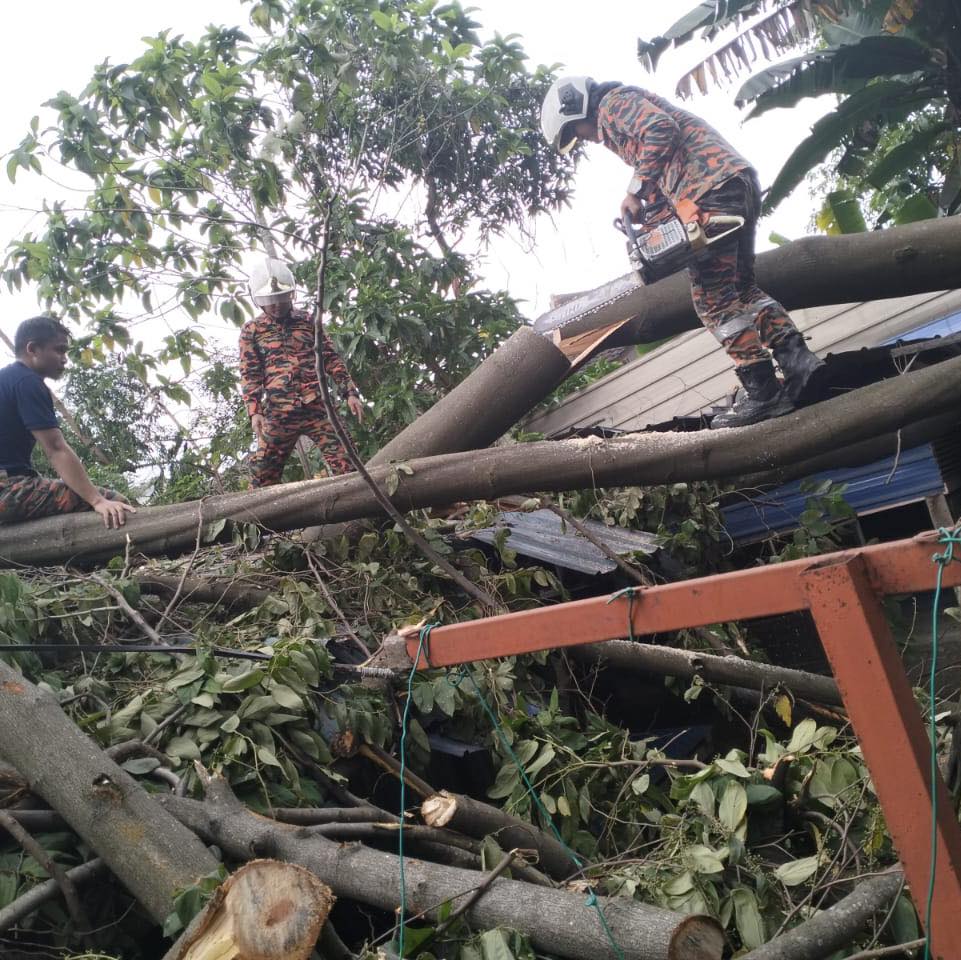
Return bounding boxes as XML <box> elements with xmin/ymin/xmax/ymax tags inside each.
<box><xmin>540</xmin><ymin>77</ymin><xmax>824</xmax><ymax>428</ymax></box>
<box><xmin>239</xmin><ymin>259</ymin><xmax>364</xmax><ymax>487</ymax></box>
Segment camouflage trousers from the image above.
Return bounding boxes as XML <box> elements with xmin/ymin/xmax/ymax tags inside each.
<box><xmin>251</xmin><ymin>402</ymin><xmax>354</xmax><ymax>488</ymax></box>
<box><xmin>0</xmin><ymin>473</ymin><xmax>124</xmax><ymax>524</ymax></box>
<box><xmin>689</xmin><ymin>172</ymin><xmax>799</xmax><ymax>365</ymax></box>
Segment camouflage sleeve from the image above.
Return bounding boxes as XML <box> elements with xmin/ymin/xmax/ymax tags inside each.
<box><xmin>607</xmin><ymin>95</ymin><xmax>681</xmax><ymax>195</ymax></box>
<box><xmin>238</xmin><ymin>323</ymin><xmax>264</xmax><ymax>417</ymax></box>
<box><xmin>322</xmin><ymin>333</ymin><xmax>359</xmax><ymax>399</ymax></box>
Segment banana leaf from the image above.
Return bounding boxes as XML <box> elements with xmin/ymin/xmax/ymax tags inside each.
<box><xmin>740</xmin><ymin>35</ymin><xmax>933</xmax><ymax>117</ymax></box>
<box><xmin>763</xmin><ymin>79</ymin><xmax>936</xmax><ymax>212</ymax></box>
<box><xmin>864</xmin><ymin>122</ymin><xmax>951</xmax><ymax>189</ymax></box>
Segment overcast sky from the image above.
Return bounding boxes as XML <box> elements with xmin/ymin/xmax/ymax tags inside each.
<box><xmin>0</xmin><ymin>1</ymin><xmax>833</xmax><ymax>352</ymax></box>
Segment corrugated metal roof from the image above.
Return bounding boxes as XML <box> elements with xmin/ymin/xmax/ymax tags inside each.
<box><xmin>467</xmin><ymin>509</ymin><xmax>659</xmax><ymax>575</ymax></box>
<box><xmin>721</xmin><ymin>443</ymin><xmax>946</xmax><ymax>544</ymax></box>
<box><xmin>526</xmin><ymin>290</ymin><xmax>961</xmax><ymax>437</ymax></box>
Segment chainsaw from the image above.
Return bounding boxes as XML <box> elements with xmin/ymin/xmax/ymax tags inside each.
<box><xmin>614</xmin><ymin>201</ymin><xmax>745</xmax><ymax>286</ymax></box>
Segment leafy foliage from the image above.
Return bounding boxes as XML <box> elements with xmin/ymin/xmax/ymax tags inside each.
<box><xmin>3</xmin><ymin>0</ymin><xmax>575</xmax><ymax>486</ymax></box>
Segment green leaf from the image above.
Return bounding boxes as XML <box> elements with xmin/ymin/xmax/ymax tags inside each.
<box><xmin>745</xmin><ymin>784</ymin><xmax>782</xmax><ymax>808</ymax></box>
<box><xmin>894</xmin><ymin>192</ymin><xmax>938</xmax><ymax>224</ymax></box>
<box><xmin>775</xmin><ymin>855</ymin><xmax>820</xmax><ymax>886</ymax></box>
<box><xmin>715</xmin><ymin>757</ymin><xmax>750</xmax><ymax>778</ymax></box>
<box><xmin>684</xmin><ymin>844</ymin><xmax>726</xmax><ymax>874</ymax></box>
<box><xmin>121</xmin><ymin>757</ymin><xmax>161</xmax><ymax>775</ymax></box>
<box><xmin>891</xmin><ymin>894</ymin><xmax>920</xmax><ymax>942</ymax></box>
<box><xmin>865</xmin><ymin>123</ymin><xmax>951</xmax><ymax>190</ymax></box>
<box><xmin>488</xmin><ymin>762</ymin><xmax>520</xmax><ymax>800</ymax></box>
<box><xmin>165</xmin><ymin>734</ymin><xmax>201</xmax><ymax>761</ymax></box>
<box><xmin>371</xmin><ymin>9</ymin><xmax>393</xmax><ymax>30</ymax></box>
<box><xmin>718</xmin><ymin>782</ymin><xmax>748</xmax><ymax>832</ymax></box>
<box><xmin>220</xmin><ymin>714</ymin><xmax>240</xmax><ymax>733</ymax></box>
<box><xmin>257</xmin><ymin>744</ymin><xmax>283</xmax><ymax>768</ymax></box>
<box><xmin>825</xmin><ymin>190</ymin><xmax>867</xmax><ymax>233</ymax></box>
<box><xmin>787</xmin><ymin>718</ymin><xmax>819</xmax><ymax>754</ymax></box>
<box><xmin>222</xmin><ymin>669</ymin><xmax>265</xmax><ymax>692</ymax></box>
<box><xmin>269</xmin><ymin>683</ymin><xmax>304</xmax><ymax>710</ymax></box>
<box><xmin>479</xmin><ymin>928</ymin><xmax>516</xmax><ymax>960</ymax></box>
<box><xmin>689</xmin><ymin>780</ymin><xmax>715</xmax><ymax>818</ymax></box>
<box><xmin>731</xmin><ymin>887</ymin><xmax>765</xmax><ymax>949</ymax></box>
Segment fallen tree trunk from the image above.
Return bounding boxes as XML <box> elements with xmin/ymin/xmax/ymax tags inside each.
<box><xmin>534</xmin><ymin>217</ymin><xmax>961</xmax><ymax>343</ymax></box>
<box><xmin>421</xmin><ymin>790</ymin><xmax>577</xmax><ymax>881</ymax></box>
<box><xmin>572</xmin><ymin>639</ymin><xmax>843</xmax><ymax>706</ymax></box>
<box><xmin>1</xmin><ymin>353</ymin><xmax>959</xmax><ymax>567</ymax></box>
<box><xmin>0</xmin><ymin>661</ymin><xmax>219</xmax><ymax>922</ymax></box>
<box><xmin>742</xmin><ymin>869</ymin><xmax>905</xmax><ymax>960</ymax></box>
<box><xmin>162</xmin><ymin>859</ymin><xmax>334</xmax><ymax>960</ymax></box>
<box><xmin>162</xmin><ymin>777</ymin><xmax>725</xmax><ymax>960</ymax></box>
<box><xmin>133</xmin><ymin>572</ymin><xmax>270</xmax><ymax>609</ymax></box>
<box><xmin>370</xmin><ymin>326</ymin><xmax>570</xmax><ymax>465</ymax></box>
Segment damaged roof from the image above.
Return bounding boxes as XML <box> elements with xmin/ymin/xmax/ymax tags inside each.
<box><xmin>466</xmin><ymin>508</ymin><xmax>659</xmax><ymax>575</ymax></box>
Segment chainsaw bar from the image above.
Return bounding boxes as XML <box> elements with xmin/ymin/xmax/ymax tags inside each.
<box><xmin>531</xmin><ymin>272</ymin><xmax>643</xmax><ymax>339</ymax></box>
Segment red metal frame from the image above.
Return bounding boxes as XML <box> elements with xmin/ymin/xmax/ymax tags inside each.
<box><xmin>406</xmin><ymin>531</ymin><xmax>961</xmax><ymax>956</ymax></box>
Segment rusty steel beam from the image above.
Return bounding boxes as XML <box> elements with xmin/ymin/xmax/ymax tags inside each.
<box><xmin>401</xmin><ymin>530</ymin><xmax>961</xmax><ymax>953</ymax></box>
<box><xmin>406</xmin><ymin>531</ymin><xmax>961</xmax><ymax>670</ymax></box>
<box><xmin>802</xmin><ymin>555</ymin><xmax>961</xmax><ymax>960</ymax></box>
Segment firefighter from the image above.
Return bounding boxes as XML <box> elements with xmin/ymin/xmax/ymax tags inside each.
<box><xmin>540</xmin><ymin>77</ymin><xmax>824</xmax><ymax>428</ymax></box>
<box><xmin>239</xmin><ymin>259</ymin><xmax>364</xmax><ymax>487</ymax></box>
<box><xmin>0</xmin><ymin>316</ymin><xmax>134</xmax><ymax>526</ymax></box>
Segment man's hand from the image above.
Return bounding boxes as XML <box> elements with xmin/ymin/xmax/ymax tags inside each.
<box><xmin>347</xmin><ymin>395</ymin><xmax>364</xmax><ymax>423</ymax></box>
<box><xmin>250</xmin><ymin>413</ymin><xmax>266</xmax><ymax>443</ymax></box>
<box><xmin>620</xmin><ymin>192</ymin><xmax>645</xmax><ymax>222</ymax></box>
<box><xmin>92</xmin><ymin>496</ymin><xmax>136</xmax><ymax>529</ymax></box>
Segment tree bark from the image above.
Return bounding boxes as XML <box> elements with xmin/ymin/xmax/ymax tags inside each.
<box><xmin>162</xmin><ymin>859</ymin><xmax>334</xmax><ymax>960</ymax></box>
<box><xmin>421</xmin><ymin>790</ymin><xmax>578</xmax><ymax>881</ymax></box>
<box><xmin>0</xmin><ymin>660</ymin><xmax>219</xmax><ymax>922</ymax></box>
<box><xmin>133</xmin><ymin>572</ymin><xmax>270</xmax><ymax>609</ymax></box>
<box><xmin>369</xmin><ymin>326</ymin><xmax>570</xmax><ymax>465</ymax></box>
<box><xmin>742</xmin><ymin>870</ymin><xmax>905</xmax><ymax>960</ymax></box>
<box><xmin>572</xmin><ymin>639</ymin><xmax>843</xmax><ymax>706</ymax></box>
<box><xmin>0</xmin><ymin>858</ymin><xmax>106</xmax><ymax>933</ymax></box>
<box><xmin>161</xmin><ymin>779</ymin><xmax>725</xmax><ymax>960</ymax></box>
<box><xmin>1</xmin><ymin>352</ymin><xmax>959</xmax><ymax>567</ymax></box>
<box><xmin>533</xmin><ymin>217</ymin><xmax>961</xmax><ymax>343</ymax></box>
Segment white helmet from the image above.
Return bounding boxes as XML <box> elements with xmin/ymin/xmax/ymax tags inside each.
<box><xmin>540</xmin><ymin>76</ymin><xmax>594</xmax><ymax>154</ymax></box>
<box><xmin>249</xmin><ymin>257</ymin><xmax>296</xmax><ymax>307</ymax></box>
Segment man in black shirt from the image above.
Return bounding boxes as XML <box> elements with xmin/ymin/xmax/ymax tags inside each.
<box><xmin>0</xmin><ymin>316</ymin><xmax>134</xmax><ymax>527</ymax></box>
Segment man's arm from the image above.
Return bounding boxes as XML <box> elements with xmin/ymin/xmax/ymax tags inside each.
<box><xmin>31</xmin><ymin>428</ymin><xmax>135</xmax><ymax>528</ymax></box>
<box><xmin>239</xmin><ymin>322</ymin><xmax>266</xmax><ymax>440</ymax></box>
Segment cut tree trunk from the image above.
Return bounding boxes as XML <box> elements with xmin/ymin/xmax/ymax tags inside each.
<box><xmin>534</xmin><ymin>217</ymin><xmax>961</xmax><ymax>344</ymax></box>
<box><xmin>163</xmin><ymin>859</ymin><xmax>334</xmax><ymax>960</ymax></box>
<box><xmin>742</xmin><ymin>869</ymin><xmax>905</xmax><ymax>960</ymax></box>
<box><xmin>369</xmin><ymin>326</ymin><xmax>570</xmax><ymax>465</ymax></box>
<box><xmin>572</xmin><ymin>639</ymin><xmax>842</xmax><ymax>706</ymax></box>
<box><xmin>161</xmin><ymin>778</ymin><xmax>725</xmax><ymax>960</ymax></box>
<box><xmin>1</xmin><ymin>352</ymin><xmax>958</xmax><ymax>567</ymax></box>
<box><xmin>421</xmin><ymin>790</ymin><xmax>578</xmax><ymax>881</ymax></box>
<box><xmin>0</xmin><ymin>660</ymin><xmax>219</xmax><ymax>922</ymax></box>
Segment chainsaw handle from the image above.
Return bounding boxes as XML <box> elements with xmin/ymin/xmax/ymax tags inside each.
<box><xmin>614</xmin><ymin>209</ymin><xmax>642</xmax><ymax>241</ymax></box>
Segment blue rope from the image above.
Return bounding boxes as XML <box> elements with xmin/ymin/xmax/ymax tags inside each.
<box><xmin>395</xmin><ymin>622</ymin><xmax>436</xmax><ymax>958</ymax></box>
<box><xmin>925</xmin><ymin>528</ymin><xmax>961</xmax><ymax>960</ymax></box>
<box><xmin>606</xmin><ymin>586</ymin><xmax>639</xmax><ymax>643</ymax></box>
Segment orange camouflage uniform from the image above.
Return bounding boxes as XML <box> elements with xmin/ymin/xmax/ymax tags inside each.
<box><xmin>597</xmin><ymin>86</ymin><xmax>799</xmax><ymax>365</ymax></box>
<box><xmin>239</xmin><ymin>307</ymin><xmax>359</xmax><ymax>486</ymax></box>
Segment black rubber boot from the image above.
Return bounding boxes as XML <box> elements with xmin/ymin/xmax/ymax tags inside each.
<box><xmin>772</xmin><ymin>332</ymin><xmax>825</xmax><ymax>403</ymax></box>
<box><xmin>711</xmin><ymin>358</ymin><xmax>794</xmax><ymax>429</ymax></box>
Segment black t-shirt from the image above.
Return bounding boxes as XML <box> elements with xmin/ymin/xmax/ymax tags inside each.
<box><xmin>0</xmin><ymin>361</ymin><xmax>59</xmax><ymax>476</ymax></box>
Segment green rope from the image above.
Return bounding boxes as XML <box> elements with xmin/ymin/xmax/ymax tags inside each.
<box><xmin>607</xmin><ymin>586</ymin><xmax>639</xmax><ymax>643</ymax></box>
<box><xmin>396</xmin><ymin>622</ymin><xmax>437</xmax><ymax>958</ymax></box>
<box><xmin>926</xmin><ymin>528</ymin><xmax>961</xmax><ymax>960</ymax></box>
<box><xmin>459</xmin><ymin>666</ymin><xmax>626</xmax><ymax>960</ymax></box>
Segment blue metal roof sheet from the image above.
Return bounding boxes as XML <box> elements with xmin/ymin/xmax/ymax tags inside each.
<box><xmin>722</xmin><ymin>442</ymin><xmax>945</xmax><ymax>544</ymax></box>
